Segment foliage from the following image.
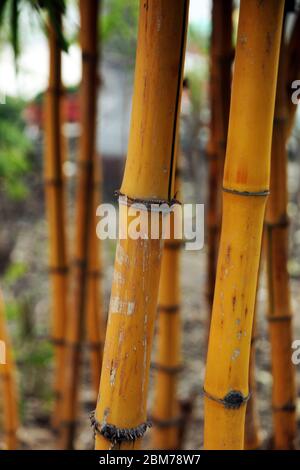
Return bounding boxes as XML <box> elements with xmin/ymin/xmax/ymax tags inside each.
<box><xmin>0</xmin><ymin>97</ymin><xmax>32</xmax><ymax>200</ymax></box>
<box><xmin>0</xmin><ymin>0</ymin><xmax>68</xmax><ymax>61</ymax></box>
<box><xmin>101</xmin><ymin>0</ymin><xmax>138</xmax><ymax>67</ymax></box>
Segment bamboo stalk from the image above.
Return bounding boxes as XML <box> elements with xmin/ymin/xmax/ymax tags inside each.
<box><xmin>244</xmin><ymin>313</ymin><xmax>261</xmax><ymax>450</ymax></box>
<box><xmin>0</xmin><ymin>290</ymin><xmax>18</xmax><ymax>450</ymax></box>
<box><xmin>206</xmin><ymin>0</ymin><xmax>233</xmax><ymax>307</ymax></box>
<box><xmin>265</xmin><ymin>28</ymin><xmax>297</xmax><ymax>450</ymax></box>
<box><xmin>286</xmin><ymin>12</ymin><xmax>300</xmax><ymax>138</ymax></box>
<box><xmin>61</xmin><ymin>0</ymin><xmax>100</xmax><ymax>449</ymax></box>
<box><xmin>44</xmin><ymin>15</ymin><xmax>68</xmax><ymax>431</ymax></box>
<box><xmin>150</xmin><ymin>156</ymin><xmax>182</xmax><ymax>450</ymax></box>
<box><xmin>86</xmin><ymin>156</ymin><xmax>104</xmax><ymax>401</ymax></box>
<box><xmin>204</xmin><ymin>0</ymin><xmax>284</xmax><ymax>450</ymax></box>
<box><xmin>93</xmin><ymin>0</ymin><xmax>189</xmax><ymax>450</ymax></box>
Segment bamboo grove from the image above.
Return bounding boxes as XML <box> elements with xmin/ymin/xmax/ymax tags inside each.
<box><xmin>0</xmin><ymin>0</ymin><xmax>300</xmax><ymax>452</ymax></box>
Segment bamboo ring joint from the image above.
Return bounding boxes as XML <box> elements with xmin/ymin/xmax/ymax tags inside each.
<box><xmin>90</xmin><ymin>411</ymin><xmax>152</xmax><ymax>444</ymax></box>
<box><xmin>151</xmin><ymin>362</ymin><xmax>183</xmax><ymax>375</ymax></box>
<box><xmin>222</xmin><ymin>187</ymin><xmax>270</xmax><ymax>197</ymax></box>
<box><xmin>116</xmin><ymin>190</ymin><xmax>181</xmax><ymax>213</ymax></box>
<box><xmin>203</xmin><ymin>388</ymin><xmax>251</xmax><ymax>409</ymax></box>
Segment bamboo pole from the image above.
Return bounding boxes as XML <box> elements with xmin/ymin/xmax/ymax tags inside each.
<box><xmin>265</xmin><ymin>29</ymin><xmax>297</xmax><ymax>450</ymax></box>
<box><xmin>244</xmin><ymin>313</ymin><xmax>261</xmax><ymax>450</ymax></box>
<box><xmin>204</xmin><ymin>0</ymin><xmax>284</xmax><ymax>450</ymax></box>
<box><xmin>93</xmin><ymin>0</ymin><xmax>189</xmax><ymax>450</ymax></box>
<box><xmin>150</xmin><ymin>155</ymin><xmax>182</xmax><ymax>450</ymax></box>
<box><xmin>44</xmin><ymin>15</ymin><xmax>68</xmax><ymax>431</ymax></box>
<box><xmin>206</xmin><ymin>0</ymin><xmax>233</xmax><ymax>307</ymax></box>
<box><xmin>0</xmin><ymin>291</ymin><xmax>18</xmax><ymax>450</ymax></box>
<box><xmin>61</xmin><ymin>0</ymin><xmax>100</xmax><ymax>449</ymax></box>
<box><xmin>86</xmin><ymin>156</ymin><xmax>104</xmax><ymax>401</ymax></box>
<box><xmin>286</xmin><ymin>12</ymin><xmax>300</xmax><ymax>138</ymax></box>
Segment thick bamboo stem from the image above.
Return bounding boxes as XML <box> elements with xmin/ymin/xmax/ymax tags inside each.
<box><xmin>94</xmin><ymin>0</ymin><xmax>189</xmax><ymax>450</ymax></box>
<box><xmin>61</xmin><ymin>0</ymin><xmax>99</xmax><ymax>449</ymax></box>
<box><xmin>265</xmin><ymin>31</ymin><xmax>296</xmax><ymax>450</ymax></box>
<box><xmin>206</xmin><ymin>0</ymin><xmax>233</xmax><ymax>307</ymax></box>
<box><xmin>151</xmin><ymin>159</ymin><xmax>182</xmax><ymax>450</ymax></box>
<box><xmin>244</xmin><ymin>314</ymin><xmax>261</xmax><ymax>450</ymax></box>
<box><xmin>0</xmin><ymin>291</ymin><xmax>18</xmax><ymax>450</ymax></box>
<box><xmin>204</xmin><ymin>0</ymin><xmax>284</xmax><ymax>450</ymax></box>
<box><xmin>44</xmin><ymin>15</ymin><xmax>68</xmax><ymax>431</ymax></box>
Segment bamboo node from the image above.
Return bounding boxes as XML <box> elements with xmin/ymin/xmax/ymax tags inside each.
<box><xmin>265</xmin><ymin>217</ymin><xmax>290</xmax><ymax>229</ymax></box>
<box><xmin>90</xmin><ymin>411</ymin><xmax>152</xmax><ymax>444</ymax></box>
<box><xmin>47</xmin><ymin>86</ymin><xmax>64</xmax><ymax>96</ymax></box>
<box><xmin>115</xmin><ymin>190</ymin><xmax>181</xmax><ymax>212</ymax></box>
<box><xmin>272</xmin><ymin>402</ymin><xmax>296</xmax><ymax>413</ymax></box>
<box><xmin>164</xmin><ymin>240</ymin><xmax>184</xmax><ymax>250</ymax></box>
<box><xmin>150</xmin><ymin>415</ymin><xmax>183</xmax><ymax>429</ymax></box>
<box><xmin>222</xmin><ymin>187</ymin><xmax>270</xmax><ymax>197</ymax></box>
<box><xmin>157</xmin><ymin>304</ymin><xmax>180</xmax><ymax>314</ymax></box>
<box><xmin>203</xmin><ymin>388</ymin><xmax>250</xmax><ymax>409</ymax></box>
<box><xmin>267</xmin><ymin>315</ymin><xmax>292</xmax><ymax>323</ymax></box>
<box><xmin>151</xmin><ymin>362</ymin><xmax>183</xmax><ymax>375</ymax></box>
<box><xmin>48</xmin><ymin>265</ymin><xmax>69</xmax><ymax>275</ymax></box>
<box><xmin>45</xmin><ymin>178</ymin><xmax>64</xmax><ymax>188</ymax></box>
<box><xmin>50</xmin><ymin>337</ymin><xmax>65</xmax><ymax>346</ymax></box>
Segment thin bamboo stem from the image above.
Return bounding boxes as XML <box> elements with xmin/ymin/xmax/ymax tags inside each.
<box><xmin>94</xmin><ymin>0</ymin><xmax>189</xmax><ymax>450</ymax></box>
<box><xmin>206</xmin><ymin>0</ymin><xmax>233</xmax><ymax>307</ymax></box>
<box><xmin>86</xmin><ymin>156</ymin><xmax>104</xmax><ymax>401</ymax></box>
<box><xmin>286</xmin><ymin>12</ymin><xmax>300</xmax><ymax>138</ymax></box>
<box><xmin>44</xmin><ymin>15</ymin><xmax>68</xmax><ymax>431</ymax></box>
<box><xmin>0</xmin><ymin>290</ymin><xmax>18</xmax><ymax>450</ymax></box>
<box><xmin>204</xmin><ymin>0</ymin><xmax>284</xmax><ymax>450</ymax></box>
<box><xmin>60</xmin><ymin>0</ymin><xmax>100</xmax><ymax>449</ymax></box>
<box><xmin>265</xmin><ymin>28</ymin><xmax>297</xmax><ymax>450</ymax></box>
<box><xmin>151</xmin><ymin>156</ymin><xmax>182</xmax><ymax>450</ymax></box>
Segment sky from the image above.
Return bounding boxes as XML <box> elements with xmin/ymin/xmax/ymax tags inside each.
<box><xmin>0</xmin><ymin>0</ymin><xmax>211</xmax><ymax>100</ymax></box>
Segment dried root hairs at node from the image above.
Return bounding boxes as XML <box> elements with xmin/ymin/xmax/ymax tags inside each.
<box><xmin>203</xmin><ymin>388</ymin><xmax>251</xmax><ymax>410</ymax></box>
<box><xmin>90</xmin><ymin>411</ymin><xmax>152</xmax><ymax>444</ymax></box>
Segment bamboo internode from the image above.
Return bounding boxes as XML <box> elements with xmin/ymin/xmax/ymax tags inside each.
<box><xmin>204</xmin><ymin>0</ymin><xmax>284</xmax><ymax>450</ymax></box>
<box><xmin>94</xmin><ymin>0</ymin><xmax>189</xmax><ymax>450</ymax></box>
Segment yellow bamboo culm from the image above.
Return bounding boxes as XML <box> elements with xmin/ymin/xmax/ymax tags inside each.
<box><xmin>206</xmin><ymin>0</ymin><xmax>233</xmax><ymax>308</ymax></box>
<box><xmin>204</xmin><ymin>0</ymin><xmax>284</xmax><ymax>450</ymax></box>
<box><xmin>285</xmin><ymin>12</ymin><xmax>300</xmax><ymax>139</ymax></box>
<box><xmin>0</xmin><ymin>291</ymin><xmax>18</xmax><ymax>450</ymax></box>
<box><xmin>150</xmin><ymin>156</ymin><xmax>182</xmax><ymax>450</ymax></box>
<box><xmin>61</xmin><ymin>0</ymin><xmax>99</xmax><ymax>449</ymax></box>
<box><xmin>94</xmin><ymin>0</ymin><xmax>189</xmax><ymax>451</ymax></box>
<box><xmin>244</xmin><ymin>313</ymin><xmax>261</xmax><ymax>450</ymax></box>
<box><xmin>265</xmin><ymin>30</ymin><xmax>296</xmax><ymax>450</ymax></box>
<box><xmin>44</xmin><ymin>15</ymin><xmax>68</xmax><ymax>431</ymax></box>
<box><xmin>86</xmin><ymin>156</ymin><xmax>104</xmax><ymax>401</ymax></box>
